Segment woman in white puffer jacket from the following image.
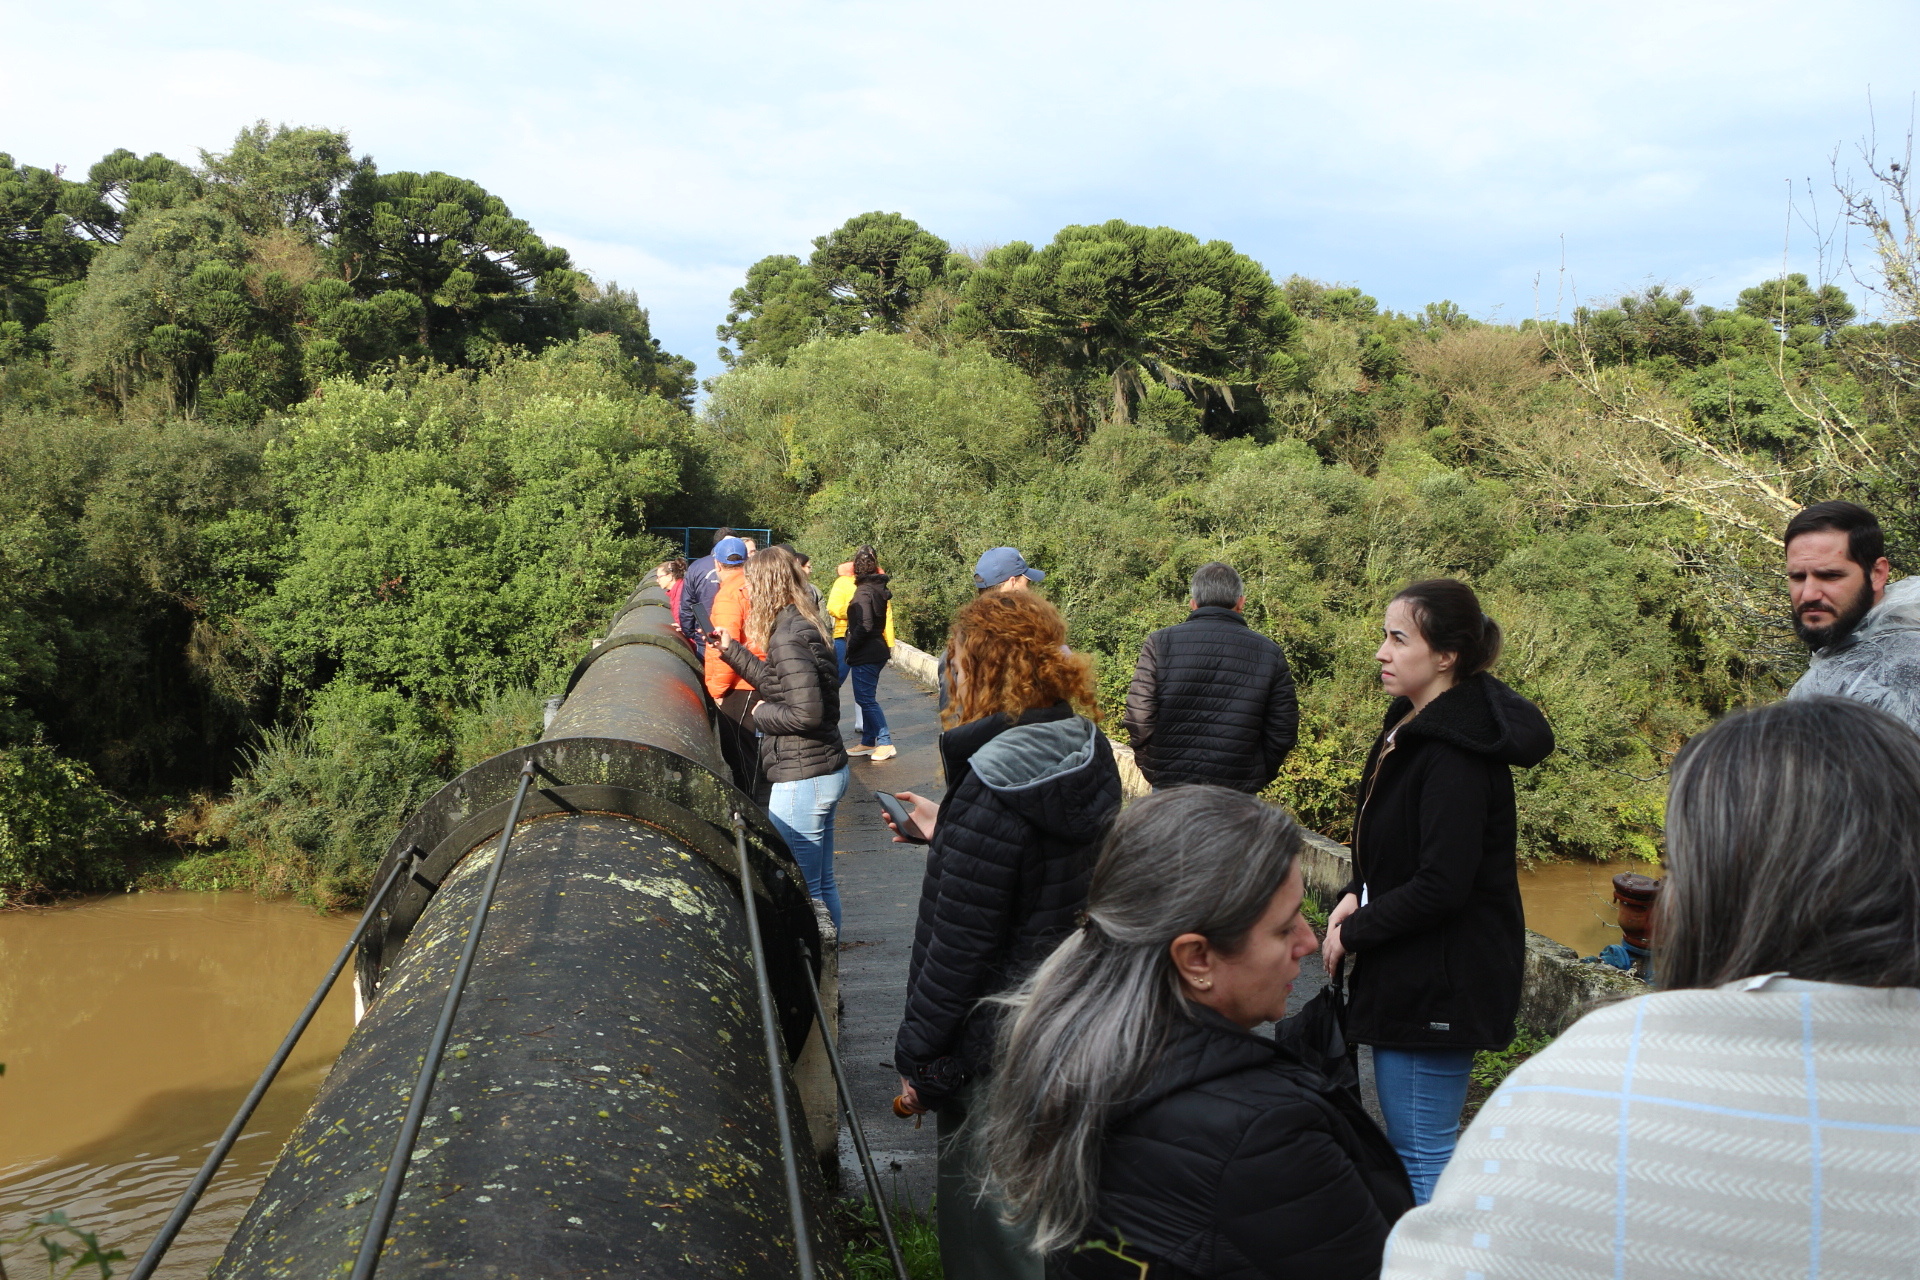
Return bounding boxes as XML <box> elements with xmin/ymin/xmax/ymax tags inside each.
<box><xmin>1382</xmin><ymin>694</ymin><xmax>1920</xmax><ymax>1280</ymax></box>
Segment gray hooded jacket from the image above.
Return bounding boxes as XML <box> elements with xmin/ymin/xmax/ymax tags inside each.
<box><xmin>1789</xmin><ymin>575</ymin><xmax>1920</xmax><ymax>736</ymax></box>
<box><xmin>893</xmin><ymin>704</ymin><xmax>1122</xmax><ymax>1103</ymax></box>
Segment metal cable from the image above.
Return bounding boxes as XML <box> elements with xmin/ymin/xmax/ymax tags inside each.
<box><xmin>126</xmin><ymin>853</ymin><xmax>415</xmax><ymax>1280</ymax></box>
<box><xmin>794</xmin><ymin>938</ymin><xmax>908</xmax><ymax>1280</ymax></box>
<box><xmin>732</xmin><ymin>813</ymin><xmax>816</xmax><ymax>1278</ymax></box>
<box><xmin>350</xmin><ymin>759</ymin><xmax>538</xmax><ymax>1280</ymax></box>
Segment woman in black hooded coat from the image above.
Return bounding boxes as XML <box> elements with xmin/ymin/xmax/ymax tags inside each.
<box><xmin>1323</xmin><ymin>578</ymin><xmax>1553</xmax><ymax>1204</ymax></box>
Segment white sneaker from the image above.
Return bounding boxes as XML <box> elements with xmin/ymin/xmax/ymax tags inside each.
<box><xmin>846</xmin><ymin>744</ymin><xmax>875</xmax><ymax>756</ymax></box>
<box><xmin>870</xmin><ymin>745</ymin><xmax>897</xmax><ymax>762</ymax></box>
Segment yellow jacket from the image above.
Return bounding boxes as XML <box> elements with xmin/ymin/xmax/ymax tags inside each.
<box><xmin>827</xmin><ymin>567</ymin><xmax>893</xmax><ymax>647</ymax></box>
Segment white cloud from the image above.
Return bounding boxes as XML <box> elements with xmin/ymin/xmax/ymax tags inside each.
<box><xmin>9</xmin><ymin>0</ymin><xmax>1919</xmax><ymax>375</ymax></box>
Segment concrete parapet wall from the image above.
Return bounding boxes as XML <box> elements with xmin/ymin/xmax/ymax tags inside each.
<box><xmin>889</xmin><ymin>640</ymin><xmax>940</xmax><ymax>688</ymax></box>
<box><xmin>1519</xmin><ymin>931</ymin><xmax>1644</xmax><ymax>1036</ymax></box>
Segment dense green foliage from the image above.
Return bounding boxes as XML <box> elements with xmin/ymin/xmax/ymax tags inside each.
<box><xmin>0</xmin><ymin>745</ymin><xmax>145</xmax><ymax>900</ymax></box>
<box><xmin>6</xmin><ymin>120</ymin><xmax>1918</xmax><ymax>906</ymax></box>
<box><xmin>702</xmin><ymin>332</ymin><xmax>1710</xmax><ymax>858</ymax></box>
<box><xmin>4</xmin><ymin>122</ymin><xmax>693</xmax><ymax>420</ymax></box>
<box><xmin>0</xmin><ymin>123</ymin><xmax>709</xmax><ymax>901</ymax></box>
<box><xmin>700</xmin><ymin>183</ymin><xmax>1920</xmax><ymax>864</ymax></box>
<box><xmin>0</xmin><ymin>336</ymin><xmax>697</xmax><ymax>904</ymax></box>
<box><xmin>717</xmin><ymin>211</ymin><xmax>966</xmax><ymax>367</ymax></box>
<box><xmin>172</xmin><ymin>685</ymin><xmax>546</xmax><ymax>905</ymax></box>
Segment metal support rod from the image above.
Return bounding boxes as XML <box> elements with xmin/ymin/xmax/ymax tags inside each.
<box><xmin>795</xmin><ymin>938</ymin><xmax>908</xmax><ymax>1280</ymax></box>
<box><xmin>732</xmin><ymin>813</ymin><xmax>816</xmax><ymax>1278</ymax></box>
<box><xmin>127</xmin><ymin>851</ymin><xmax>415</xmax><ymax>1280</ymax></box>
<box><xmin>350</xmin><ymin>759</ymin><xmax>538</xmax><ymax>1280</ymax></box>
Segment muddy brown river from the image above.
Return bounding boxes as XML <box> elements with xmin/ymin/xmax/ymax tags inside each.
<box><xmin>0</xmin><ymin>892</ymin><xmax>355</xmax><ymax>1278</ymax></box>
<box><xmin>0</xmin><ymin>861</ymin><xmax>1652</xmax><ymax>1274</ymax></box>
<box><xmin>1519</xmin><ymin>857</ymin><xmax>1658</xmax><ymax>958</ymax></box>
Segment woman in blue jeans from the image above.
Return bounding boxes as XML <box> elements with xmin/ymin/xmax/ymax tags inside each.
<box><xmin>841</xmin><ymin>546</ymin><xmax>895</xmax><ymax>762</ymax></box>
<box><xmin>1322</xmin><ymin>579</ymin><xmax>1554</xmax><ymax>1202</ymax></box>
<box><xmin>714</xmin><ymin>547</ymin><xmax>851</xmax><ymax>928</ymax></box>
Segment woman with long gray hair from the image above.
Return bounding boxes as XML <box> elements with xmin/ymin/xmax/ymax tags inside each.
<box><xmin>1383</xmin><ymin>695</ymin><xmax>1920</xmax><ymax>1278</ymax></box>
<box><xmin>984</xmin><ymin>786</ymin><xmax>1412</xmax><ymax>1279</ymax></box>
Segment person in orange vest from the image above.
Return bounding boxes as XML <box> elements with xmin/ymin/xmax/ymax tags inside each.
<box><xmin>700</xmin><ymin>536</ymin><xmax>762</xmax><ymax>793</ymax></box>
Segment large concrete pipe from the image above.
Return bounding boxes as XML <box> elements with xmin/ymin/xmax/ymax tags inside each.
<box><xmin>215</xmin><ymin>586</ymin><xmax>844</xmax><ymax>1278</ymax></box>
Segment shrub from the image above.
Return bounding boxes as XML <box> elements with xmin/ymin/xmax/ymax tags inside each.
<box><xmin>189</xmin><ymin>682</ymin><xmax>547</xmax><ymax>907</ymax></box>
<box><xmin>193</xmin><ymin>682</ymin><xmax>449</xmax><ymax>908</ymax></box>
<box><xmin>254</xmin><ymin>348</ymin><xmax>685</xmax><ymax>702</ymax></box>
<box><xmin>0</xmin><ymin>744</ymin><xmax>144</xmax><ymax>899</ymax></box>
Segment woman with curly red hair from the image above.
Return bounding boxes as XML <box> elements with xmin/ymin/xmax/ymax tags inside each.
<box><xmin>886</xmin><ymin>590</ymin><xmax>1123</xmax><ymax>1280</ymax></box>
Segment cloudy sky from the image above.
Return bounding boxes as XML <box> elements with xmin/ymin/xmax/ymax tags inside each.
<box><xmin>9</xmin><ymin>0</ymin><xmax>1919</xmax><ymax>380</ymax></box>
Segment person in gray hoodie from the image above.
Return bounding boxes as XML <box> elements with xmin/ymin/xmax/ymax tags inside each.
<box><xmin>885</xmin><ymin>590</ymin><xmax>1123</xmax><ymax>1280</ymax></box>
<box><xmin>1784</xmin><ymin>500</ymin><xmax>1920</xmax><ymax>735</ymax></box>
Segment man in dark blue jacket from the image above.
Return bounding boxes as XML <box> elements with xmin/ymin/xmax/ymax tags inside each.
<box><xmin>677</xmin><ymin>527</ymin><xmax>734</xmax><ymax>659</ymax></box>
<box><xmin>1124</xmin><ymin>561</ymin><xmax>1298</xmax><ymax>793</ymax></box>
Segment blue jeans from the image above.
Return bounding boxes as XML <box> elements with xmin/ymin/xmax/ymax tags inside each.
<box><xmin>767</xmin><ymin>766</ymin><xmax>849</xmax><ymax>930</ymax></box>
<box><xmin>1373</xmin><ymin>1046</ymin><xmax>1476</xmax><ymax>1204</ymax></box>
<box><xmin>833</xmin><ymin>639</ymin><xmax>861</xmax><ymax>736</ymax></box>
<box><xmin>849</xmin><ymin>663</ymin><xmax>890</xmax><ymax>746</ymax></box>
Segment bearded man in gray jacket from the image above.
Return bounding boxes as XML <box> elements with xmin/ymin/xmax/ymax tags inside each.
<box><xmin>1784</xmin><ymin>500</ymin><xmax>1920</xmax><ymax>735</ymax></box>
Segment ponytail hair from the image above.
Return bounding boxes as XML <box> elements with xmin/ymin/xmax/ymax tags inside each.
<box><xmin>1392</xmin><ymin>578</ymin><xmax>1502</xmax><ymax>675</ymax></box>
<box><xmin>980</xmin><ymin>787</ymin><xmax>1303</xmax><ymax>1252</ymax></box>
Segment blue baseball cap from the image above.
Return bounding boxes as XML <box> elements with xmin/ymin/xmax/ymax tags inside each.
<box><xmin>973</xmin><ymin>546</ymin><xmax>1044</xmax><ymax>589</ymax></box>
<box><xmin>714</xmin><ymin>536</ymin><xmax>749</xmax><ymax>566</ymax></box>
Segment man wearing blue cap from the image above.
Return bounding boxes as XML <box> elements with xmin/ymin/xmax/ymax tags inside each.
<box><xmin>937</xmin><ymin>548</ymin><xmax>1048</xmax><ymax>710</ymax></box>
<box><xmin>679</xmin><ymin>527</ymin><xmax>736</xmax><ymax>659</ymax></box>
<box><xmin>972</xmin><ymin>546</ymin><xmax>1045</xmax><ymax>593</ymax></box>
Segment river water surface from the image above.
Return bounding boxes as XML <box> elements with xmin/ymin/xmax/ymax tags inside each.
<box><xmin>0</xmin><ymin>892</ymin><xmax>355</xmax><ymax>1278</ymax></box>
<box><xmin>1519</xmin><ymin>858</ymin><xmax>1660</xmax><ymax>958</ymax></box>
<box><xmin>0</xmin><ymin>861</ymin><xmax>1652</xmax><ymax>1274</ymax></box>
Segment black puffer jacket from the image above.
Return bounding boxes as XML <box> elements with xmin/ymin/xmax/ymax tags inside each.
<box><xmin>1340</xmin><ymin>673</ymin><xmax>1553</xmax><ymax>1050</ymax></box>
<box><xmin>1067</xmin><ymin>1006</ymin><xmax>1411</xmax><ymax>1280</ymax></box>
<box><xmin>843</xmin><ymin>573</ymin><xmax>892</xmax><ymax>667</ymax></box>
<box><xmin>1124</xmin><ymin>607</ymin><xmax>1298</xmax><ymax>793</ymax></box>
<box><xmin>719</xmin><ymin>606</ymin><xmax>848</xmax><ymax>783</ymax></box>
<box><xmin>894</xmin><ymin>704</ymin><xmax>1121</xmax><ymax>1103</ymax></box>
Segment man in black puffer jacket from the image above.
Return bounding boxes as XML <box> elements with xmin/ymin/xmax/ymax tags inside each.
<box><xmin>1124</xmin><ymin>561</ymin><xmax>1298</xmax><ymax>792</ymax></box>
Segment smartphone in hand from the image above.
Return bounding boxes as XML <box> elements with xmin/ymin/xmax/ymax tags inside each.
<box><xmin>875</xmin><ymin>791</ymin><xmax>928</xmax><ymax>843</ymax></box>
